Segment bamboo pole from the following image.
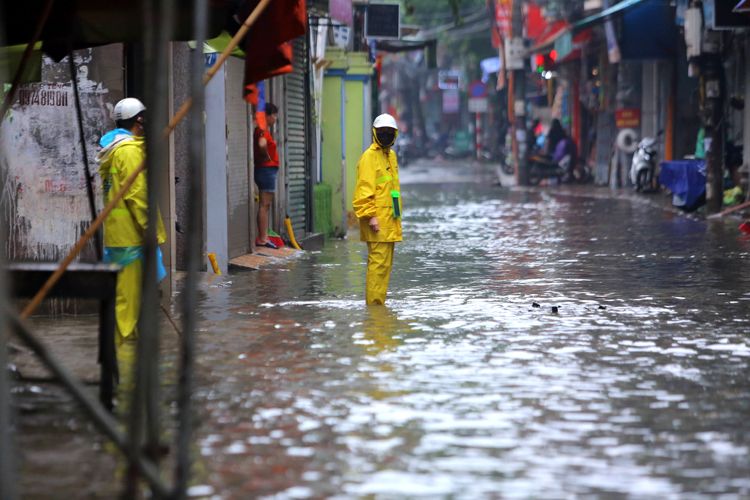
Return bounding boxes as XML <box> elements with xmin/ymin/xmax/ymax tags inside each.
<box><xmin>0</xmin><ymin>0</ymin><xmax>55</xmax><ymax>132</ymax></box>
<box><xmin>16</xmin><ymin>0</ymin><xmax>275</xmax><ymax>321</ymax></box>
<box><xmin>706</xmin><ymin>200</ymin><xmax>750</xmax><ymax>219</ymax></box>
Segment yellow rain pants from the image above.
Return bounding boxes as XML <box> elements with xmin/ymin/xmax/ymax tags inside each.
<box><xmin>353</xmin><ymin>142</ymin><xmax>402</xmax><ymax>305</ymax></box>
<box><xmin>366</xmin><ymin>242</ymin><xmax>395</xmax><ymax>305</ymax></box>
<box><xmin>114</xmin><ymin>257</ymin><xmax>142</xmax><ymax>346</ymax></box>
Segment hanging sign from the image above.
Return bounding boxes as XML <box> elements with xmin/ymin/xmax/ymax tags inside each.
<box><xmin>443</xmin><ymin>89</ymin><xmax>460</xmax><ymax>113</ymax></box>
<box><xmin>504</xmin><ymin>38</ymin><xmax>525</xmax><ymax>70</ymax></box>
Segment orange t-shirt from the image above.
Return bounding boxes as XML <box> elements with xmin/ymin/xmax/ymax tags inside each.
<box><xmin>254</xmin><ymin>127</ymin><xmax>279</xmax><ymax>167</ymax></box>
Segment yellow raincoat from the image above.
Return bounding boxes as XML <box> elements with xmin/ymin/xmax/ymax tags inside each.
<box><xmin>352</xmin><ymin>143</ymin><xmax>402</xmax><ymax>305</ymax></box>
<box><xmin>96</xmin><ymin>133</ymin><xmax>166</xmax><ymax>344</ymax></box>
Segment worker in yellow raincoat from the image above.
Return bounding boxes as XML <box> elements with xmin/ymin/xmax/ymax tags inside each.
<box><xmin>352</xmin><ymin>114</ymin><xmax>402</xmax><ymax>305</ymax></box>
<box><xmin>95</xmin><ymin>98</ymin><xmax>166</xmax><ymax>349</ymax></box>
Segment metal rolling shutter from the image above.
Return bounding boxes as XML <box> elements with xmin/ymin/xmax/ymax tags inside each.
<box><xmin>284</xmin><ymin>38</ymin><xmax>309</xmax><ymax>238</ymax></box>
<box><xmin>225</xmin><ymin>57</ymin><xmax>251</xmax><ymax>258</ymax></box>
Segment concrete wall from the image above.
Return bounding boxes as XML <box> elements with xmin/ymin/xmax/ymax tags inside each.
<box><xmin>1</xmin><ymin>45</ymin><xmax>124</xmax><ymax>265</ymax></box>
<box><xmin>344</xmin><ymin>78</ymin><xmax>365</xmax><ymax>229</ymax></box>
<box><xmin>225</xmin><ymin>57</ymin><xmax>251</xmax><ymax>259</ymax></box>
<box><xmin>321</xmin><ymin>74</ymin><xmax>346</xmax><ymax>237</ymax></box>
<box><xmin>204</xmin><ymin>64</ymin><xmax>229</xmax><ymax>272</ymax></box>
<box><xmin>172</xmin><ymin>43</ymin><xmax>197</xmax><ymax>271</ymax></box>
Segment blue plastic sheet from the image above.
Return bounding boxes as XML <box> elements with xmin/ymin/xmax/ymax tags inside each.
<box><xmin>104</xmin><ymin>246</ymin><xmax>167</xmax><ymax>283</ymax></box>
<box><xmin>659</xmin><ymin>160</ymin><xmax>706</xmax><ymax>207</ymax></box>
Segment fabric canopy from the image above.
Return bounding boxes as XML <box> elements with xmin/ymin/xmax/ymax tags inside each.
<box><xmin>2</xmin><ymin>0</ymin><xmax>227</xmax><ymax>60</ymax></box>
<box><xmin>572</xmin><ymin>0</ymin><xmax>651</xmax><ymax>32</ymax></box>
<box><xmin>556</xmin><ymin>29</ymin><xmax>594</xmax><ymax>63</ymax></box>
<box><xmin>528</xmin><ymin>20</ymin><xmax>568</xmax><ymax>55</ymax></box>
<box><xmin>0</xmin><ymin>43</ymin><xmax>43</xmax><ymax>84</ymax></box>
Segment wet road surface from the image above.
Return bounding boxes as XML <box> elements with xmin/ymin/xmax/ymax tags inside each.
<box><xmin>13</xmin><ymin>162</ymin><xmax>750</xmax><ymax>499</ymax></box>
<box><xmin>188</xmin><ymin>170</ymin><xmax>750</xmax><ymax>499</ymax></box>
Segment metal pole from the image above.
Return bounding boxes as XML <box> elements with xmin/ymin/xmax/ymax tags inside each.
<box><xmin>68</xmin><ymin>44</ymin><xmax>103</xmax><ymax>260</ymax></box>
<box><xmin>124</xmin><ymin>0</ymin><xmax>176</xmax><ymax>494</ymax></box>
<box><xmin>511</xmin><ymin>0</ymin><xmax>528</xmax><ymax>186</ymax></box>
<box><xmin>173</xmin><ymin>0</ymin><xmax>209</xmax><ymax>496</ymax></box>
<box><xmin>475</xmin><ymin>112</ymin><xmax>482</xmax><ymax>161</ymax></box>
<box><xmin>0</xmin><ymin>6</ymin><xmax>18</xmax><ymax>497</ymax></box>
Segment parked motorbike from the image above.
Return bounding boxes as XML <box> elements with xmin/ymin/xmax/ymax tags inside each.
<box><xmin>527</xmin><ymin>154</ymin><xmax>591</xmax><ymax>185</ymax></box>
<box><xmin>629</xmin><ymin>131</ymin><xmax>662</xmax><ymax>193</ymax></box>
<box><xmin>527</xmin><ymin>154</ymin><xmax>568</xmax><ymax>185</ymax></box>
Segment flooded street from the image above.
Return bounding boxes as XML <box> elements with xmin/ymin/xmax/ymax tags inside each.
<box><xmin>187</xmin><ymin>165</ymin><xmax>750</xmax><ymax>499</ymax></box>
<box><xmin>13</xmin><ymin>163</ymin><xmax>750</xmax><ymax>499</ymax></box>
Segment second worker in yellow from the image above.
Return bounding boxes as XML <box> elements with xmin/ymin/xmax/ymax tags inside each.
<box><xmin>352</xmin><ymin>114</ymin><xmax>402</xmax><ymax>306</ymax></box>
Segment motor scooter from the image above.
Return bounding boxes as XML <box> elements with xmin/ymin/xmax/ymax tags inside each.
<box><xmin>629</xmin><ymin>131</ymin><xmax>662</xmax><ymax>192</ymax></box>
<box><xmin>527</xmin><ymin>154</ymin><xmax>570</xmax><ymax>185</ymax></box>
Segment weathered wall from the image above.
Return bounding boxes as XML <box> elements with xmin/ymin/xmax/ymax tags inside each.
<box><xmin>1</xmin><ymin>45</ymin><xmax>124</xmax><ymax>263</ymax></box>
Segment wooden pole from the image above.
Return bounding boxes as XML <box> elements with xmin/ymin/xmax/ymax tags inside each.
<box><xmin>0</xmin><ymin>0</ymin><xmax>55</xmax><ymax>132</ymax></box>
<box><xmin>15</xmin><ymin>0</ymin><xmax>275</xmax><ymax>321</ymax></box>
<box><xmin>706</xmin><ymin>200</ymin><xmax>750</xmax><ymax>218</ymax></box>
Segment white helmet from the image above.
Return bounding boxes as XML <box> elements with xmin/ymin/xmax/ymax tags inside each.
<box><xmin>114</xmin><ymin>98</ymin><xmax>146</xmax><ymax>122</ymax></box>
<box><xmin>373</xmin><ymin>114</ymin><xmax>397</xmax><ymax>129</ymax></box>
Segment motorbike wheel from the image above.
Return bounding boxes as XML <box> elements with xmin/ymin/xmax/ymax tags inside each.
<box><xmin>636</xmin><ymin>169</ymin><xmax>651</xmax><ymax>192</ymax></box>
<box><xmin>576</xmin><ymin>165</ymin><xmax>593</xmax><ymax>184</ymax></box>
<box><xmin>528</xmin><ymin>166</ymin><xmax>542</xmax><ymax>185</ymax></box>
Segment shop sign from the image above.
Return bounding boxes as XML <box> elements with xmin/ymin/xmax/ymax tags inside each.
<box><xmin>602</xmin><ymin>0</ymin><xmax>621</xmax><ymax>63</ymax></box>
<box><xmin>443</xmin><ymin>89</ymin><xmax>460</xmax><ymax>113</ymax></box>
<box><xmin>616</xmin><ymin>108</ymin><xmax>640</xmax><ymax>128</ymax></box>
<box><xmin>494</xmin><ymin>0</ymin><xmax>512</xmax><ymax>40</ymax></box>
<box><xmin>330</xmin><ymin>0</ymin><xmax>353</xmax><ymax>26</ymax></box>
<box><xmin>454</xmin><ymin>130</ymin><xmax>472</xmax><ymax>151</ymax></box>
<box><xmin>439</xmin><ymin>70</ymin><xmax>461</xmax><ymax>90</ymax></box>
<box><xmin>468</xmin><ymin>98</ymin><xmax>489</xmax><ymax>113</ymax></box>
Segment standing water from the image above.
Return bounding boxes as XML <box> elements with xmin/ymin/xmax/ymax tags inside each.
<box><xmin>190</xmin><ymin>170</ymin><xmax>750</xmax><ymax>499</ymax></box>
<box><xmin>13</xmin><ymin>163</ymin><xmax>750</xmax><ymax>499</ymax></box>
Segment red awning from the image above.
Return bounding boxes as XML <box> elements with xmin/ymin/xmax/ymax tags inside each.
<box><xmin>557</xmin><ymin>29</ymin><xmax>594</xmax><ymax>63</ymax></box>
<box><xmin>734</xmin><ymin>0</ymin><xmax>750</xmax><ymax>13</ymax></box>
<box><xmin>534</xmin><ymin>20</ymin><xmax>569</xmax><ymax>48</ymax></box>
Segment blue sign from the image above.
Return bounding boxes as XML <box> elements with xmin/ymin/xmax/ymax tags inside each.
<box><xmin>468</xmin><ymin>81</ymin><xmax>487</xmax><ymax>98</ymax></box>
<box><xmin>205</xmin><ymin>53</ymin><xmax>218</xmax><ymax>67</ymax></box>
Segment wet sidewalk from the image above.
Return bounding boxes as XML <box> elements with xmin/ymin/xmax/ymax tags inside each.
<box><xmin>11</xmin><ymin>160</ymin><xmax>750</xmax><ymax>499</ymax></box>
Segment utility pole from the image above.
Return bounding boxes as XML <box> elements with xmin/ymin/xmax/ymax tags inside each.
<box><xmin>511</xmin><ymin>0</ymin><xmax>528</xmax><ymax>185</ymax></box>
<box><xmin>700</xmin><ymin>32</ymin><xmax>725</xmax><ymax>214</ymax></box>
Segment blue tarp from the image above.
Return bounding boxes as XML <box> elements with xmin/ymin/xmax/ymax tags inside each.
<box><xmin>659</xmin><ymin>160</ymin><xmax>706</xmax><ymax>207</ymax></box>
